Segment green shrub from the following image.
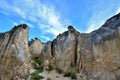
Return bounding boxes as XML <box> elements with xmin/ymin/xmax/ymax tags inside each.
<box><xmin>31</xmin><ymin>71</ymin><xmax>44</xmax><ymax>80</ymax></box>
<box><xmin>33</xmin><ymin>66</ymin><xmax>43</xmax><ymax>73</ymax></box>
<box><xmin>64</xmin><ymin>69</ymin><xmax>77</xmax><ymax>79</ymax></box>
<box><xmin>47</xmin><ymin>78</ymin><xmax>52</xmax><ymax>80</ymax></box>
<box><xmin>57</xmin><ymin>68</ymin><xmax>63</xmax><ymax>74</ymax></box>
<box><xmin>31</xmin><ymin>75</ymin><xmax>44</xmax><ymax>80</ymax></box>
<box><xmin>31</xmin><ymin>57</ymin><xmax>44</xmax><ymax>80</ymax></box>
<box><xmin>64</xmin><ymin>71</ymin><xmax>71</xmax><ymax>77</ymax></box>
<box><xmin>32</xmin><ymin>57</ymin><xmax>42</xmax><ymax>65</ymax></box>
<box><xmin>31</xmin><ymin>71</ymin><xmax>39</xmax><ymax>76</ymax></box>
<box><xmin>46</xmin><ymin>65</ymin><xmax>53</xmax><ymax>72</ymax></box>
<box><xmin>70</xmin><ymin>72</ymin><xmax>77</xmax><ymax>79</ymax></box>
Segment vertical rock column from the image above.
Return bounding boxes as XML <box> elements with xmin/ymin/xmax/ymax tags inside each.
<box><xmin>51</xmin><ymin>26</ymin><xmax>79</xmax><ymax>71</ymax></box>
<box><xmin>0</xmin><ymin>24</ymin><xmax>30</xmax><ymax>80</ymax></box>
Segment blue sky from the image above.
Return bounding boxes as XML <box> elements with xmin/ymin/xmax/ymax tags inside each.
<box><xmin>0</xmin><ymin>0</ymin><xmax>120</xmax><ymax>42</ymax></box>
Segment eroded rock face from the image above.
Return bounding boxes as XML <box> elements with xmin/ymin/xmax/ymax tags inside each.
<box><xmin>41</xmin><ymin>13</ymin><xmax>120</xmax><ymax>80</ymax></box>
<box><xmin>0</xmin><ymin>24</ymin><xmax>30</xmax><ymax>80</ymax></box>
<box><xmin>78</xmin><ymin>13</ymin><xmax>120</xmax><ymax>80</ymax></box>
<box><xmin>0</xmin><ymin>13</ymin><xmax>120</xmax><ymax>80</ymax></box>
<box><xmin>76</xmin><ymin>33</ymin><xmax>89</xmax><ymax>71</ymax></box>
<box><xmin>29</xmin><ymin>38</ymin><xmax>43</xmax><ymax>58</ymax></box>
<box><xmin>51</xmin><ymin>26</ymin><xmax>80</xmax><ymax>71</ymax></box>
<box><xmin>42</xmin><ymin>41</ymin><xmax>52</xmax><ymax>61</ymax></box>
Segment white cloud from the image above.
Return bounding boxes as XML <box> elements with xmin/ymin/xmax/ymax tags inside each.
<box><xmin>13</xmin><ymin>7</ymin><xmax>26</xmax><ymax>19</ymax></box>
<box><xmin>37</xmin><ymin>4</ymin><xmax>67</xmax><ymax>36</ymax></box>
<box><xmin>86</xmin><ymin>12</ymin><xmax>105</xmax><ymax>33</ymax></box>
<box><xmin>40</xmin><ymin>36</ymin><xmax>50</xmax><ymax>41</ymax></box>
<box><xmin>0</xmin><ymin>0</ymin><xmax>68</xmax><ymax>37</ymax></box>
<box><xmin>86</xmin><ymin>1</ymin><xmax>119</xmax><ymax>33</ymax></box>
<box><xmin>1</xmin><ymin>11</ymin><xmax>9</xmax><ymax>15</ymax></box>
<box><xmin>12</xmin><ymin>21</ymin><xmax>18</xmax><ymax>26</ymax></box>
<box><xmin>29</xmin><ymin>17</ymin><xmax>37</xmax><ymax>22</ymax></box>
<box><xmin>116</xmin><ymin>7</ymin><xmax>120</xmax><ymax>14</ymax></box>
<box><xmin>39</xmin><ymin>23</ymin><xmax>50</xmax><ymax>29</ymax></box>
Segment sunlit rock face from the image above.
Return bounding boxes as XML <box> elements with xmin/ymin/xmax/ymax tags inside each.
<box><xmin>0</xmin><ymin>24</ymin><xmax>30</xmax><ymax>80</ymax></box>
<box><xmin>29</xmin><ymin>38</ymin><xmax>43</xmax><ymax>58</ymax></box>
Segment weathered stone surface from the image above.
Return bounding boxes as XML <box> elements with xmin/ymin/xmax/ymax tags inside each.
<box><xmin>29</xmin><ymin>38</ymin><xmax>43</xmax><ymax>57</ymax></box>
<box><xmin>0</xmin><ymin>13</ymin><xmax>120</xmax><ymax>80</ymax></box>
<box><xmin>76</xmin><ymin>33</ymin><xmax>89</xmax><ymax>71</ymax></box>
<box><xmin>78</xmin><ymin>13</ymin><xmax>120</xmax><ymax>80</ymax></box>
<box><xmin>0</xmin><ymin>24</ymin><xmax>30</xmax><ymax>80</ymax></box>
<box><xmin>47</xmin><ymin>13</ymin><xmax>120</xmax><ymax>80</ymax></box>
<box><xmin>51</xmin><ymin>26</ymin><xmax>80</xmax><ymax>71</ymax></box>
<box><xmin>42</xmin><ymin>41</ymin><xmax>52</xmax><ymax>60</ymax></box>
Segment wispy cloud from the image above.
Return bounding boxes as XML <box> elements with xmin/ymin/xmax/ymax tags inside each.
<box><xmin>12</xmin><ymin>21</ymin><xmax>18</xmax><ymax>26</ymax></box>
<box><xmin>0</xmin><ymin>0</ymin><xmax>68</xmax><ymax>37</ymax></box>
<box><xmin>86</xmin><ymin>0</ymin><xmax>120</xmax><ymax>33</ymax></box>
<box><xmin>116</xmin><ymin>7</ymin><xmax>120</xmax><ymax>14</ymax></box>
<box><xmin>1</xmin><ymin>10</ymin><xmax>9</xmax><ymax>16</ymax></box>
<box><xmin>40</xmin><ymin>36</ymin><xmax>50</xmax><ymax>41</ymax></box>
<box><xmin>86</xmin><ymin>12</ymin><xmax>105</xmax><ymax>33</ymax></box>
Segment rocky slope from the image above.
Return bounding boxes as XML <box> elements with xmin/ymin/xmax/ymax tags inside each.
<box><xmin>0</xmin><ymin>13</ymin><xmax>120</xmax><ymax>80</ymax></box>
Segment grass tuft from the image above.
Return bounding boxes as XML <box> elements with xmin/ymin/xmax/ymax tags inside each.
<box><xmin>57</xmin><ymin>68</ymin><xmax>63</xmax><ymax>74</ymax></box>
<box><xmin>64</xmin><ymin>68</ymin><xmax>77</xmax><ymax>79</ymax></box>
<box><xmin>47</xmin><ymin>78</ymin><xmax>52</xmax><ymax>80</ymax></box>
<box><xmin>33</xmin><ymin>66</ymin><xmax>43</xmax><ymax>73</ymax></box>
<box><xmin>31</xmin><ymin>71</ymin><xmax>44</xmax><ymax>80</ymax></box>
<box><xmin>32</xmin><ymin>57</ymin><xmax>42</xmax><ymax>65</ymax></box>
<box><xmin>46</xmin><ymin>65</ymin><xmax>53</xmax><ymax>72</ymax></box>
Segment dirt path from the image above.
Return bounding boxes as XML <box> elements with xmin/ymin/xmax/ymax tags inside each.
<box><xmin>39</xmin><ymin>70</ymin><xmax>72</xmax><ymax>80</ymax></box>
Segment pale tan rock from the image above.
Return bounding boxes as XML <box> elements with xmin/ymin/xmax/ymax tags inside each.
<box><xmin>51</xmin><ymin>26</ymin><xmax>80</xmax><ymax>71</ymax></box>
<box><xmin>29</xmin><ymin>38</ymin><xmax>43</xmax><ymax>57</ymax></box>
<box><xmin>41</xmin><ymin>41</ymin><xmax>52</xmax><ymax>65</ymax></box>
<box><xmin>44</xmin><ymin>59</ymin><xmax>49</xmax><ymax>66</ymax></box>
<box><xmin>0</xmin><ymin>24</ymin><xmax>31</xmax><ymax>80</ymax></box>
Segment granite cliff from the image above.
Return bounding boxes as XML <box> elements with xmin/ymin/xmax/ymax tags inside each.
<box><xmin>0</xmin><ymin>13</ymin><xmax>120</xmax><ymax>80</ymax></box>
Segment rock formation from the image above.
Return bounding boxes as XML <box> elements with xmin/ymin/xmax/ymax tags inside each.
<box><xmin>51</xmin><ymin>26</ymin><xmax>80</xmax><ymax>71</ymax></box>
<box><xmin>0</xmin><ymin>13</ymin><xmax>120</xmax><ymax>80</ymax></box>
<box><xmin>29</xmin><ymin>38</ymin><xmax>43</xmax><ymax>58</ymax></box>
<box><xmin>0</xmin><ymin>24</ymin><xmax>31</xmax><ymax>80</ymax></box>
<box><xmin>40</xmin><ymin>13</ymin><xmax>120</xmax><ymax>80</ymax></box>
<box><xmin>79</xmin><ymin>13</ymin><xmax>120</xmax><ymax>80</ymax></box>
